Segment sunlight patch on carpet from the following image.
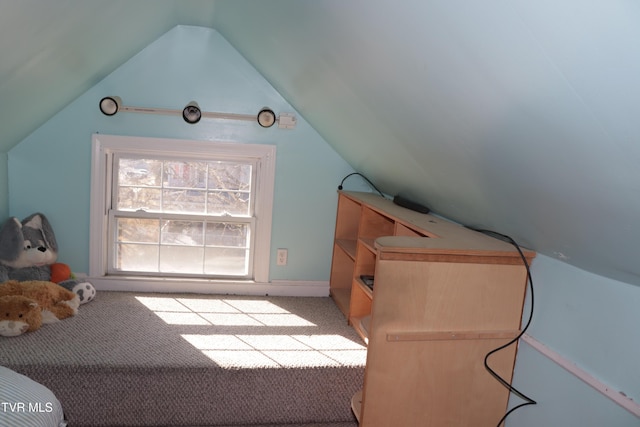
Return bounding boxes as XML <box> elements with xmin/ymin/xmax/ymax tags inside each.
<box><xmin>134</xmin><ymin>295</ymin><xmax>366</xmax><ymax>368</ymax></box>
<box><xmin>182</xmin><ymin>334</ymin><xmax>367</xmax><ymax>368</ymax></box>
<box><xmin>135</xmin><ymin>296</ymin><xmax>317</xmax><ymax>327</ymax></box>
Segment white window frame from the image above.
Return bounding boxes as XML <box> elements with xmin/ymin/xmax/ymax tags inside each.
<box><xmin>89</xmin><ymin>134</ymin><xmax>275</xmax><ymax>289</ymax></box>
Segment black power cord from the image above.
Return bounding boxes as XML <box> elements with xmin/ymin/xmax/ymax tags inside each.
<box><xmin>338</xmin><ymin>172</ymin><xmax>386</xmax><ymax>198</ymax></box>
<box><xmin>466</xmin><ymin>227</ymin><xmax>538</xmax><ymax>426</ymax></box>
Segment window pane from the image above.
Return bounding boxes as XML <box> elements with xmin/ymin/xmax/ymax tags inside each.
<box><xmin>117</xmin><ymin>218</ymin><xmax>159</xmax><ymax>243</ymax></box>
<box><xmin>207</xmin><ymin>191</ymin><xmax>250</xmax><ymax>216</ymax></box>
<box><xmin>161</xmin><ymin>220</ymin><xmax>204</xmax><ymax>245</ymax></box>
<box><xmin>117</xmin><ymin>157</ymin><xmax>163</xmax><ymax>211</ymax></box>
<box><xmin>118</xmin><ymin>187</ymin><xmax>162</xmax><ymax>211</ymax></box>
<box><xmin>117</xmin><ymin>244</ymin><xmax>159</xmax><ymax>271</ymax></box>
<box><xmin>207</xmin><ymin>162</ymin><xmax>252</xmax><ymax>191</ymax></box>
<box><xmin>118</xmin><ymin>158</ymin><xmax>162</xmax><ymax>187</ymax></box>
<box><xmin>162</xmin><ymin>189</ymin><xmax>206</xmax><ymax>214</ymax></box>
<box><xmin>206</xmin><ymin>223</ymin><xmax>248</xmax><ymax>247</ymax></box>
<box><xmin>204</xmin><ymin>247</ymin><xmax>249</xmax><ymax>276</ymax></box>
<box><xmin>160</xmin><ymin>246</ymin><xmax>204</xmax><ymax>273</ymax></box>
<box><xmin>164</xmin><ymin>161</ymin><xmax>207</xmax><ymax>189</ymax></box>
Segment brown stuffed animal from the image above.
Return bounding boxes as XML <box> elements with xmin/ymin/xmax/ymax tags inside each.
<box><xmin>0</xmin><ymin>295</ymin><xmax>42</xmax><ymax>336</ymax></box>
<box><xmin>0</xmin><ymin>280</ymin><xmax>79</xmax><ymax>324</ymax></box>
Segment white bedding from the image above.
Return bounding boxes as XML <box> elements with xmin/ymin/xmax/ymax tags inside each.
<box><xmin>0</xmin><ymin>366</ymin><xmax>66</xmax><ymax>427</ymax></box>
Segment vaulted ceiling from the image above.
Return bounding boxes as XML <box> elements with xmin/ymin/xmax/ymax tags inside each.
<box><xmin>3</xmin><ymin>0</ymin><xmax>640</xmax><ymax>286</ymax></box>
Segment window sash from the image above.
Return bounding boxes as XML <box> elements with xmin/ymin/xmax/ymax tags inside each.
<box><xmin>112</xmin><ymin>153</ymin><xmax>257</xmax><ymax>217</ymax></box>
<box><xmin>107</xmin><ymin>210</ymin><xmax>256</xmax><ymax>279</ymax></box>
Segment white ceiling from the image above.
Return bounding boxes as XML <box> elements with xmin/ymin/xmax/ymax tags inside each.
<box><xmin>3</xmin><ymin>0</ymin><xmax>640</xmax><ymax>286</ymax></box>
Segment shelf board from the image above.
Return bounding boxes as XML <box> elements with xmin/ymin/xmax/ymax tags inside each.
<box><xmin>340</xmin><ymin>191</ymin><xmax>536</xmax><ymax>261</ymax></box>
<box><xmin>359</xmin><ymin>237</ymin><xmax>376</xmax><ymax>253</ymax></box>
<box><xmin>336</xmin><ymin>239</ymin><xmax>357</xmax><ymax>260</ymax></box>
<box><xmin>355</xmin><ymin>278</ymin><xmax>374</xmax><ymax>299</ymax></box>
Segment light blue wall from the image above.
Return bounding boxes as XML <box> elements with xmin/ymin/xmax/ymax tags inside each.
<box><xmin>0</xmin><ymin>152</ymin><xmax>8</xmax><ymax>220</ymax></box>
<box><xmin>506</xmin><ymin>255</ymin><xmax>640</xmax><ymax>426</ymax></box>
<box><xmin>8</xmin><ymin>25</ymin><xmax>356</xmax><ymax>281</ymax></box>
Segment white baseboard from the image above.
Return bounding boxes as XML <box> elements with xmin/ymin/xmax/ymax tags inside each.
<box><xmin>87</xmin><ymin>276</ymin><xmax>330</xmax><ymax>297</ymax></box>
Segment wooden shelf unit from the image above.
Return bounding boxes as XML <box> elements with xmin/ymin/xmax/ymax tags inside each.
<box><xmin>329</xmin><ymin>191</ymin><xmax>535</xmax><ymax>427</ymax></box>
<box><xmin>329</xmin><ymin>191</ymin><xmax>438</xmax><ymax>336</ymax></box>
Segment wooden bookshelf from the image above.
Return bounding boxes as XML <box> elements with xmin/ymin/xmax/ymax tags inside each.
<box><xmin>328</xmin><ymin>190</ymin><xmax>535</xmax><ymax>427</ymax></box>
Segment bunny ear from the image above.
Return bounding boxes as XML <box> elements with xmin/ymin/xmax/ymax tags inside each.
<box><xmin>0</xmin><ymin>217</ymin><xmax>23</xmax><ymax>262</ymax></box>
<box><xmin>23</xmin><ymin>213</ymin><xmax>58</xmax><ymax>252</ymax></box>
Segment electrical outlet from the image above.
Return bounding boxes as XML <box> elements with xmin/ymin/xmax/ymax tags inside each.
<box><xmin>277</xmin><ymin>248</ymin><xmax>288</xmax><ymax>266</ymax></box>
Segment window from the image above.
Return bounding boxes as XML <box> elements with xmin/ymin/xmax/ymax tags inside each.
<box><xmin>90</xmin><ymin>134</ymin><xmax>275</xmax><ymax>284</ymax></box>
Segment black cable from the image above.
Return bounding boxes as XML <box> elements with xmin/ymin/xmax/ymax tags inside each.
<box><xmin>465</xmin><ymin>227</ymin><xmax>537</xmax><ymax>426</ymax></box>
<box><xmin>337</xmin><ymin>172</ymin><xmax>386</xmax><ymax>198</ymax></box>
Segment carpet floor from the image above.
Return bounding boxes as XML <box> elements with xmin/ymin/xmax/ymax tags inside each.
<box><xmin>0</xmin><ymin>291</ymin><xmax>366</xmax><ymax>426</ymax></box>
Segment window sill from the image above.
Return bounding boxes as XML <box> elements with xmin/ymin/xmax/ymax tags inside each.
<box><xmin>88</xmin><ymin>275</ymin><xmax>330</xmax><ymax>297</ymax></box>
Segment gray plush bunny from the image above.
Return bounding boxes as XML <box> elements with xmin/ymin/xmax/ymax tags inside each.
<box><xmin>0</xmin><ymin>213</ymin><xmax>96</xmax><ymax>304</ymax></box>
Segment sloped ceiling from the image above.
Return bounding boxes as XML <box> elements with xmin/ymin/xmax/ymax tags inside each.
<box><xmin>0</xmin><ymin>0</ymin><xmax>216</xmax><ymax>149</ymax></box>
<box><xmin>3</xmin><ymin>0</ymin><xmax>640</xmax><ymax>286</ymax></box>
